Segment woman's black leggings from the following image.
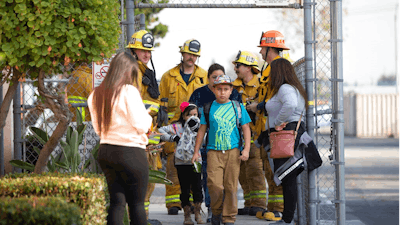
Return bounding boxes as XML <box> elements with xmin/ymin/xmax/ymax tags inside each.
<box><xmin>98</xmin><ymin>144</ymin><xmax>149</xmax><ymax>225</ymax></box>
<box><xmin>272</xmin><ymin>121</ymin><xmax>306</xmax><ymax>223</ymax></box>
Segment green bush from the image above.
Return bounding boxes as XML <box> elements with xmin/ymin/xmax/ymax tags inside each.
<box><xmin>0</xmin><ymin>196</ymin><xmax>81</xmax><ymax>225</ymax></box>
<box><xmin>0</xmin><ymin>172</ymin><xmax>107</xmax><ymax>224</ymax></box>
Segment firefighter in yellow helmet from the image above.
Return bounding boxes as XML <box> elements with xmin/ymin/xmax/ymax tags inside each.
<box><xmin>247</xmin><ymin>30</ymin><xmax>290</xmax><ymax>222</ymax></box>
<box><xmin>231</xmin><ymin>51</ymin><xmax>267</xmax><ymax>216</ymax></box>
<box><xmin>126</xmin><ymin>30</ymin><xmax>165</xmax><ymax>222</ymax></box>
<box><xmin>67</xmin><ymin>65</ymin><xmax>92</xmax><ymax>122</ymax></box>
<box><xmin>159</xmin><ymin>39</ymin><xmax>208</xmax><ymax>215</ymax></box>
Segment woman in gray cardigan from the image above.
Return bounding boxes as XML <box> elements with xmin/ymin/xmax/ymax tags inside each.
<box><xmin>265</xmin><ymin>58</ymin><xmax>308</xmax><ymax>225</ymax></box>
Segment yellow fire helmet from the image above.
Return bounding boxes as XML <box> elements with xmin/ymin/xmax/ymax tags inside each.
<box><xmin>126</xmin><ymin>30</ymin><xmax>154</xmax><ymax>51</ymax></box>
<box><xmin>179</xmin><ymin>39</ymin><xmax>201</xmax><ymax>56</ymax></box>
<box><xmin>232</xmin><ymin>50</ymin><xmax>260</xmax><ymax>74</ymax></box>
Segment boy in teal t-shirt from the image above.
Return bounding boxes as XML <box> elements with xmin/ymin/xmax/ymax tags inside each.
<box><xmin>192</xmin><ymin>74</ymin><xmax>251</xmax><ymax>225</ymax></box>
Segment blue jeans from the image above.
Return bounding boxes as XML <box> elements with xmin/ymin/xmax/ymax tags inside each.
<box><xmin>201</xmin><ymin>148</ymin><xmax>210</xmax><ymax>207</ymax></box>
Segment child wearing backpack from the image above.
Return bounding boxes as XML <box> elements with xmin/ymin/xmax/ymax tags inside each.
<box><xmin>159</xmin><ymin>102</ymin><xmax>205</xmax><ymax>225</ymax></box>
<box><xmin>192</xmin><ymin>74</ymin><xmax>252</xmax><ymax>225</ymax></box>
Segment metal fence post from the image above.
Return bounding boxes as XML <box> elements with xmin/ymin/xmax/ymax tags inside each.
<box><xmin>126</xmin><ymin>0</ymin><xmax>135</xmax><ymax>45</ymax></box>
<box><xmin>304</xmin><ymin>0</ymin><xmax>317</xmax><ymax>224</ymax></box>
<box><xmin>140</xmin><ymin>14</ymin><xmax>146</xmax><ymax>31</ymax></box>
<box><xmin>330</xmin><ymin>0</ymin><xmax>345</xmax><ymax>224</ymax></box>
<box><xmin>13</xmin><ymin>82</ymin><xmax>22</xmax><ymax>173</ymax></box>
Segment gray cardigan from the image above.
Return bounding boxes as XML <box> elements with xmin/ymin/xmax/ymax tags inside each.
<box><xmin>265</xmin><ymin>84</ymin><xmax>305</xmax><ymax>129</ymax></box>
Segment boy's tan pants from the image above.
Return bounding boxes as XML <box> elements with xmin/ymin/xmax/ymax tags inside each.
<box><xmin>207</xmin><ymin>148</ymin><xmax>241</xmax><ymax>224</ymax></box>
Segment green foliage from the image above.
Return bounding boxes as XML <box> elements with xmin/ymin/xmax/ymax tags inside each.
<box><xmin>134</xmin><ymin>1</ymin><xmax>169</xmax><ymax>47</ymax></box>
<box><xmin>0</xmin><ymin>196</ymin><xmax>82</xmax><ymax>225</ymax></box>
<box><xmin>84</xmin><ymin>141</ymin><xmax>101</xmax><ymax>173</ymax></box>
<box><xmin>0</xmin><ymin>172</ymin><xmax>107</xmax><ymax>224</ymax></box>
<box><xmin>10</xmin><ymin>126</ymin><xmax>60</xmax><ymax>172</ymax></box>
<box><xmin>0</xmin><ymin>0</ymin><xmax>121</xmax><ymax>77</ymax></box>
<box><xmin>149</xmin><ymin>169</ymin><xmax>173</xmax><ymax>185</ymax></box>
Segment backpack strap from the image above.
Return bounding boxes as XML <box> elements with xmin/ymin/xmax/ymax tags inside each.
<box><xmin>231</xmin><ymin>100</ymin><xmax>244</xmax><ymax>150</ymax></box>
<box><xmin>204</xmin><ymin>102</ymin><xmax>212</xmax><ymax>129</ymax></box>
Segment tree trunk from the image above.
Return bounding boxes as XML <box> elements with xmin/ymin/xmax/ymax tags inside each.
<box><xmin>0</xmin><ymin>68</ymin><xmax>22</xmax><ymax>132</ymax></box>
<box><xmin>33</xmin><ymin>69</ymin><xmax>72</xmax><ymax>174</ymax></box>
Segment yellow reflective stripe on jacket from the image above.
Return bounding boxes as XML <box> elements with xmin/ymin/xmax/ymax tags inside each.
<box><xmin>165</xmin><ymin>195</ymin><xmax>181</xmax><ymax>203</ymax></box>
<box><xmin>268</xmin><ymin>195</ymin><xmax>284</xmax><ymax>203</ymax></box>
<box><xmin>244</xmin><ymin>193</ymin><xmax>251</xmax><ymax>201</ymax></box>
<box><xmin>168</xmin><ymin>112</ymin><xmax>175</xmax><ymax>119</ymax></box>
<box><xmin>148</xmin><ymin>134</ymin><xmax>161</xmax><ymax>144</ymax></box>
<box><xmin>145</xmin><ymin>201</ymin><xmax>150</xmax><ymax>211</ymax></box>
<box><xmin>143</xmin><ymin>100</ymin><xmax>160</xmax><ymax>113</ymax></box>
<box><xmin>68</xmin><ymin>96</ymin><xmax>87</xmax><ymax>122</ymax></box>
<box><xmin>250</xmin><ymin>190</ymin><xmax>267</xmax><ymax>199</ymax></box>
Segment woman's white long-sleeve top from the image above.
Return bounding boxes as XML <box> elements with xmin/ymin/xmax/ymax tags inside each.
<box><xmin>88</xmin><ymin>84</ymin><xmax>152</xmax><ymax>149</ymax></box>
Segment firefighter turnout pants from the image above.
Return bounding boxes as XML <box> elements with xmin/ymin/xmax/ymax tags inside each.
<box><xmin>261</xmin><ymin>149</ymin><xmax>284</xmax><ymax>212</ymax></box>
<box><xmin>239</xmin><ymin>143</ymin><xmax>267</xmax><ymax>208</ymax></box>
<box><xmin>145</xmin><ymin>150</ymin><xmax>159</xmax><ymax>218</ymax></box>
<box><xmin>163</xmin><ymin>142</ymin><xmax>183</xmax><ymax>210</ymax></box>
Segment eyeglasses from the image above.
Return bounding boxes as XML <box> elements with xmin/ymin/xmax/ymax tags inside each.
<box><xmin>235</xmin><ymin>63</ymin><xmax>245</xmax><ymax>69</ymax></box>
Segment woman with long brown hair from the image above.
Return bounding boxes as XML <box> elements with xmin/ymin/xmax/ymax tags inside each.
<box><xmin>88</xmin><ymin>52</ymin><xmax>152</xmax><ymax>225</ymax></box>
<box><xmin>266</xmin><ymin>58</ymin><xmax>307</xmax><ymax>225</ymax></box>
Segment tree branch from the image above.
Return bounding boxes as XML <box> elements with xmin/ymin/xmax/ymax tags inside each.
<box><xmin>34</xmin><ymin>69</ymin><xmax>72</xmax><ymax>173</ymax></box>
<box><xmin>0</xmin><ymin>68</ymin><xmax>22</xmax><ymax>131</ymax></box>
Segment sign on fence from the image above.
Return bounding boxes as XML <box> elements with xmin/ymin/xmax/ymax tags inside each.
<box><xmin>92</xmin><ymin>56</ymin><xmax>115</xmax><ymax>89</ymax></box>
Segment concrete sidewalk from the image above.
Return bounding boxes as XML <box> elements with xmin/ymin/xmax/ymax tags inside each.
<box><xmin>148</xmin><ymin>203</ymin><xmax>275</xmax><ymax>225</ymax></box>
<box><xmin>148</xmin><ymin>203</ymin><xmax>366</xmax><ymax>225</ymax></box>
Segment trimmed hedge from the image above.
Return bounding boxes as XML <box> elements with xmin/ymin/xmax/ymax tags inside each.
<box><xmin>0</xmin><ymin>172</ymin><xmax>107</xmax><ymax>224</ymax></box>
<box><xmin>0</xmin><ymin>196</ymin><xmax>81</xmax><ymax>225</ymax></box>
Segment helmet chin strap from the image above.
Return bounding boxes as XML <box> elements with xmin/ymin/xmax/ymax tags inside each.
<box><xmin>265</xmin><ymin>47</ymin><xmax>270</xmax><ymax>63</ymax></box>
<box><xmin>261</xmin><ymin>47</ymin><xmax>270</xmax><ymax>72</ymax></box>
<box><xmin>131</xmin><ymin>49</ymin><xmax>137</xmax><ymax>60</ymax></box>
<box><xmin>150</xmin><ymin>56</ymin><xmax>156</xmax><ymax>78</ymax></box>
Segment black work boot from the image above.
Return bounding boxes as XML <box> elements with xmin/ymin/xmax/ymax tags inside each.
<box><xmin>249</xmin><ymin>206</ymin><xmax>265</xmax><ymax>216</ymax></box>
<box><xmin>237</xmin><ymin>207</ymin><xmax>250</xmax><ymax>215</ymax></box>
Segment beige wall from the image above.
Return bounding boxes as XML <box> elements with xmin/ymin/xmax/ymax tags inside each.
<box><xmin>344</xmin><ymin>93</ymin><xmax>399</xmax><ymax>138</ymax></box>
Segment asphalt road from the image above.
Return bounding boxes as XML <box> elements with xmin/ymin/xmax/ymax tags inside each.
<box><xmin>344</xmin><ymin>137</ymin><xmax>399</xmax><ymax>225</ymax></box>
<box><xmin>149</xmin><ymin>136</ymin><xmax>399</xmax><ymax>225</ymax></box>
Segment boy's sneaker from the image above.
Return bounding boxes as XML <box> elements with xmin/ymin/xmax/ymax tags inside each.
<box><xmin>237</xmin><ymin>207</ymin><xmax>250</xmax><ymax>215</ymax></box>
<box><xmin>270</xmin><ymin>220</ymin><xmax>293</xmax><ymax>225</ymax></box>
<box><xmin>264</xmin><ymin>211</ymin><xmax>283</xmax><ymax>221</ymax></box>
<box><xmin>211</xmin><ymin>214</ymin><xmax>221</xmax><ymax>225</ymax></box>
<box><xmin>249</xmin><ymin>207</ymin><xmax>264</xmax><ymax>216</ymax></box>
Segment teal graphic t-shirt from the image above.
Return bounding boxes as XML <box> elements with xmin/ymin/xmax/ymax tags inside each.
<box><xmin>200</xmin><ymin>100</ymin><xmax>251</xmax><ymax>151</ymax></box>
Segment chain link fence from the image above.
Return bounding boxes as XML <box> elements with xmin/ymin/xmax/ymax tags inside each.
<box><xmin>18</xmin><ymin>0</ymin><xmax>342</xmax><ymax>223</ymax></box>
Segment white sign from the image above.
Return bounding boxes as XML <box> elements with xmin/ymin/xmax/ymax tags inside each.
<box><xmin>255</xmin><ymin>0</ymin><xmax>290</xmax><ymax>6</ymax></box>
<box><xmin>92</xmin><ymin>56</ymin><xmax>114</xmax><ymax>89</ymax></box>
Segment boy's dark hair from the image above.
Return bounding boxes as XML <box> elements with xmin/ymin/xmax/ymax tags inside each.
<box><xmin>207</xmin><ymin>63</ymin><xmax>225</xmax><ymax>78</ymax></box>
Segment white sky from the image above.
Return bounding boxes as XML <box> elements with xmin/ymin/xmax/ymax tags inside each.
<box><xmin>149</xmin><ymin>0</ymin><xmax>399</xmax><ymax>87</ymax></box>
